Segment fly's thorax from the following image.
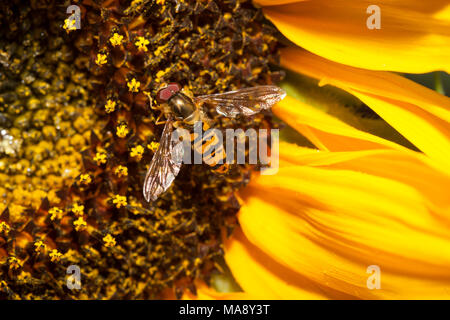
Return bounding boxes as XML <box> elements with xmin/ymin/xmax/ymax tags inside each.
<box><xmin>183</xmin><ymin>108</ymin><xmax>203</xmax><ymax>127</ymax></box>
<box><xmin>168</xmin><ymin>92</ymin><xmax>196</xmax><ymax>120</ymax></box>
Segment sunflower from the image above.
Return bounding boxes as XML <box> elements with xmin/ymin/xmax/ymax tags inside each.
<box><xmin>1</xmin><ymin>0</ymin><xmax>450</xmax><ymax>300</ymax></box>
<box><xmin>0</xmin><ymin>0</ymin><xmax>283</xmax><ymax>299</ymax></box>
<box><xmin>186</xmin><ymin>0</ymin><xmax>450</xmax><ymax>299</ymax></box>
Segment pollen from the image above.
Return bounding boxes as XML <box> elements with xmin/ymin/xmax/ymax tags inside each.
<box><xmin>103</xmin><ymin>234</ymin><xmax>117</xmax><ymax>248</ymax></box>
<box><xmin>114</xmin><ymin>165</ymin><xmax>128</xmax><ymax>178</ymax></box>
<box><xmin>93</xmin><ymin>152</ymin><xmax>107</xmax><ymax>165</ymax></box>
<box><xmin>147</xmin><ymin>141</ymin><xmax>160</xmax><ymax>152</ymax></box>
<box><xmin>95</xmin><ymin>53</ymin><xmax>108</xmax><ymax>66</ymax></box>
<box><xmin>0</xmin><ymin>221</ymin><xmax>11</xmax><ymax>235</ymax></box>
<box><xmin>130</xmin><ymin>145</ymin><xmax>145</xmax><ymax>160</ymax></box>
<box><xmin>154</xmin><ymin>42</ymin><xmax>170</xmax><ymax>57</ymax></box>
<box><xmin>34</xmin><ymin>240</ymin><xmax>47</xmax><ymax>253</ymax></box>
<box><xmin>8</xmin><ymin>257</ymin><xmax>23</xmax><ymax>270</ymax></box>
<box><xmin>49</xmin><ymin>249</ymin><xmax>63</xmax><ymax>263</ymax></box>
<box><xmin>127</xmin><ymin>78</ymin><xmax>140</xmax><ymax>92</ymax></box>
<box><xmin>116</xmin><ymin>123</ymin><xmax>129</xmax><ymax>138</ymax></box>
<box><xmin>63</xmin><ymin>18</ymin><xmax>76</xmax><ymax>33</ymax></box>
<box><xmin>49</xmin><ymin>207</ymin><xmax>64</xmax><ymax>221</ymax></box>
<box><xmin>79</xmin><ymin>174</ymin><xmax>92</xmax><ymax>185</ymax></box>
<box><xmin>109</xmin><ymin>33</ymin><xmax>124</xmax><ymax>47</ymax></box>
<box><xmin>73</xmin><ymin>217</ymin><xmax>87</xmax><ymax>232</ymax></box>
<box><xmin>135</xmin><ymin>36</ymin><xmax>150</xmax><ymax>52</ymax></box>
<box><xmin>71</xmin><ymin>203</ymin><xmax>85</xmax><ymax>216</ymax></box>
<box><xmin>104</xmin><ymin>99</ymin><xmax>116</xmax><ymax>113</ymax></box>
<box><xmin>112</xmin><ymin>195</ymin><xmax>127</xmax><ymax>208</ymax></box>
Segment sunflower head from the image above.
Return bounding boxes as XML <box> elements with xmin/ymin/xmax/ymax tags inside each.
<box><xmin>0</xmin><ymin>0</ymin><xmax>284</xmax><ymax>299</ymax></box>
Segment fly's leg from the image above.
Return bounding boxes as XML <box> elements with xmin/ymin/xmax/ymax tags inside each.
<box><xmin>172</xmin><ymin>120</ymin><xmax>183</xmax><ymax>128</ymax></box>
<box><xmin>145</xmin><ymin>92</ymin><xmax>166</xmax><ymax>124</ymax></box>
<box><xmin>154</xmin><ymin>113</ymin><xmax>167</xmax><ymax>125</ymax></box>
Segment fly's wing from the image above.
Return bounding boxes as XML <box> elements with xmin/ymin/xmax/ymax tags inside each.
<box><xmin>143</xmin><ymin>118</ymin><xmax>184</xmax><ymax>202</ymax></box>
<box><xmin>194</xmin><ymin>85</ymin><xmax>286</xmax><ymax>118</ymax></box>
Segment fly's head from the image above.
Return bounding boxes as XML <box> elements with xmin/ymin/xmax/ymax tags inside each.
<box><xmin>156</xmin><ymin>83</ymin><xmax>196</xmax><ymax>121</ymax></box>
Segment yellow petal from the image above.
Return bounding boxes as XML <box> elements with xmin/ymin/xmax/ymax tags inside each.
<box><xmin>281</xmin><ymin>48</ymin><xmax>450</xmax><ymax>165</ymax></box>
<box><xmin>279</xmin><ymin>140</ymin><xmax>450</xmax><ymax>179</ymax></box>
<box><xmin>274</xmin><ymin>95</ymin><xmax>407</xmax><ymax>152</ymax></box>
<box><xmin>182</xmin><ymin>282</ymin><xmax>253</xmax><ymax>300</ymax></box>
<box><xmin>282</xmin><ymin>48</ymin><xmax>450</xmax><ymax>122</ymax></box>
<box><xmin>262</xmin><ymin>0</ymin><xmax>450</xmax><ymax>73</ymax></box>
<box><xmin>279</xmin><ymin>142</ymin><xmax>450</xmax><ymax>214</ymax></box>
<box><xmin>236</xmin><ymin>146</ymin><xmax>450</xmax><ymax>299</ymax></box>
<box><xmin>353</xmin><ymin>92</ymin><xmax>450</xmax><ymax>166</ymax></box>
<box><xmin>255</xmin><ymin>0</ymin><xmax>307</xmax><ymax>6</ymax></box>
<box><xmin>224</xmin><ymin>228</ymin><xmax>332</xmax><ymax>299</ymax></box>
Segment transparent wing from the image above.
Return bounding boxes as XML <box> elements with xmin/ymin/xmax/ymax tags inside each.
<box><xmin>143</xmin><ymin>118</ymin><xmax>183</xmax><ymax>202</ymax></box>
<box><xmin>194</xmin><ymin>85</ymin><xmax>286</xmax><ymax>118</ymax></box>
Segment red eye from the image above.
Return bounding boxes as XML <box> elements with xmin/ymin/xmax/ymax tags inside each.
<box><xmin>157</xmin><ymin>83</ymin><xmax>181</xmax><ymax>102</ymax></box>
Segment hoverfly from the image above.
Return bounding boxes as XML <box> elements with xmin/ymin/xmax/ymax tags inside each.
<box><xmin>143</xmin><ymin>83</ymin><xmax>286</xmax><ymax>202</ymax></box>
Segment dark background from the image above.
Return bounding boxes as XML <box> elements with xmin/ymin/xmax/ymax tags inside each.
<box><xmin>405</xmin><ymin>71</ymin><xmax>450</xmax><ymax>97</ymax></box>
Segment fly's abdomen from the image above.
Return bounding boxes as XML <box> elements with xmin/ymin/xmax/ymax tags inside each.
<box><xmin>192</xmin><ymin>127</ymin><xmax>229</xmax><ymax>174</ymax></box>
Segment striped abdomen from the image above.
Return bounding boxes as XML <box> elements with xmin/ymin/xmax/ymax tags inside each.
<box><xmin>191</xmin><ymin>125</ymin><xmax>229</xmax><ymax>174</ymax></box>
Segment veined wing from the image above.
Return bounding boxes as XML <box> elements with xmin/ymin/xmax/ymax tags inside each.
<box><xmin>194</xmin><ymin>85</ymin><xmax>286</xmax><ymax>118</ymax></box>
<box><xmin>143</xmin><ymin>117</ymin><xmax>184</xmax><ymax>202</ymax></box>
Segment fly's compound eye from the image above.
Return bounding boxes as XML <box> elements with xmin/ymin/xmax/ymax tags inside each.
<box><xmin>156</xmin><ymin>83</ymin><xmax>182</xmax><ymax>103</ymax></box>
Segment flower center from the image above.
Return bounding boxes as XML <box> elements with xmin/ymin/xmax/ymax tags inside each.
<box><xmin>0</xmin><ymin>0</ymin><xmax>283</xmax><ymax>299</ymax></box>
